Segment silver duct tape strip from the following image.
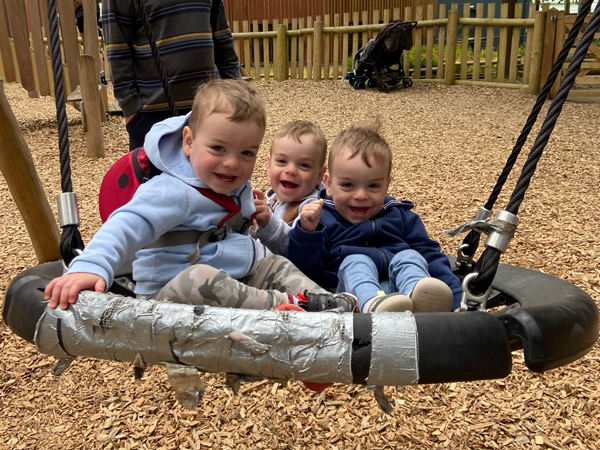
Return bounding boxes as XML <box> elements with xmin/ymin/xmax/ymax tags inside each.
<box><xmin>367</xmin><ymin>312</ymin><xmax>419</xmax><ymax>386</ymax></box>
<box><xmin>34</xmin><ymin>292</ymin><xmax>355</xmax><ymax>384</ymax></box>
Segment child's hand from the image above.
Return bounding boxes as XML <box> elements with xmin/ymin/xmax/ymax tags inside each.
<box><xmin>300</xmin><ymin>199</ymin><xmax>324</xmax><ymax>232</ymax></box>
<box><xmin>253</xmin><ymin>189</ymin><xmax>271</xmax><ymax>228</ymax></box>
<box><xmin>44</xmin><ymin>273</ymin><xmax>106</xmax><ymax>310</ymax></box>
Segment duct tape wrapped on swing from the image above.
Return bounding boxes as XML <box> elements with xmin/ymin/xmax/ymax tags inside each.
<box><xmin>34</xmin><ymin>291</ymin><xmax>419</xmax><ymax>387</ymax></box>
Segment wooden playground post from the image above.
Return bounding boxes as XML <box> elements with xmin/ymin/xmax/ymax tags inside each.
<box><xmin>83</xmin><ymin>0</ymin><xmax>106</xmax><ymax>122</ymax></box>
<box><xmin>275</xmin><ymin>24</ymin><xmax>288</xmax><ymax>81</ymax></box>
<box><xmin>26</xmin><ymin>0</ymin><xmax>50</xmax><ymax>96</ymax></box>
<box><xmin>0</xmin><ymin>0</ymin><xmax>16</xmax><ymax>82</ymax></box>
<box><xmin>445</xmin><ymin>9</ymin><xmax>459</xmax><ymax>85</ymax></box>
<box><xmin>78</xmin><ymin>55</ymin><xmax>104</xmax><ymax>157</ymax></box>
<box><xmin>57</xmin><ymin>0</ymin><xmax>80</xmax><ymax>93</ymax></box>
<box><xmin>313</xmin><ymin>21</ymin><xmax>323</xmax><ymax>80</ymax></box>
<box><xmin>6</xmin><ymin>0</ymin><xmax>36</xmax><ymax>94</ymax></box>
<box><xmin>0</xmin><ymin>82</ymin><xmax>61</xmax><ymax>263</ymax></box>
<box><xmin>528</xmin><ymin>11</ymin><xmax>547</xmax><ymax>95</ymax></box>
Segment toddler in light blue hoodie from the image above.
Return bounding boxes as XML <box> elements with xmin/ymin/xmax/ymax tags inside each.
<box><xmin>45</xmin><ymin>80</ymin><xmax>356</xmax><ymax>314</ymax></box>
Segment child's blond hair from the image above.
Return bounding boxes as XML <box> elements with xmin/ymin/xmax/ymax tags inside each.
<box><xmin>271</xmin><ymin>120</ymin><xmax>328</xmax><ymax>167</ymax></box>
<box><xmin>189</xmin><ymin>79</ymin><xmax>266</xmax><ymax>131</ymax></box>
<box><xmin>328</xmin><ymin>121</ymin><xmax>392</xmax><ymax>176</ymax></box>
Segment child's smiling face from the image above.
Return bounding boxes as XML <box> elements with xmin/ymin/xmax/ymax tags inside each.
<box><xmin>325</xmin><ymin>146</ymin><xmax>391</xmax><ymax>224</ymax></box>
<box><xmin>183</xmin><ymin>108</ymin><xmax>265</xmax><ymax>194</ymax></box>
<box><xmin>267</xmin><ymin>134</ymin><xmax>325</xmax><ymax>202</ymax></box>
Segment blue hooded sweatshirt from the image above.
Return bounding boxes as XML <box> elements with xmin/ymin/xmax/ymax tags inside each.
<box><xmin>287</xmin><ymin>192</ymin><xmax>462</xmax><ymax>309</ymax></box>
<box><xmin>67</xmin><ymin>113</ymin><xmax>258</xmax><ymax>295</ymax></box>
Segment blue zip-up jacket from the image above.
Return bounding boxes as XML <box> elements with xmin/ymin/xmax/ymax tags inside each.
<box><xmin>68</xmin><ymin>114</ymin><xmax>257</xmax><ymax>295</ymax></box>
<box><xmin>287</xmin><ymin>192</ymin><xmax>462</xmax><ymax>309</ymax></box>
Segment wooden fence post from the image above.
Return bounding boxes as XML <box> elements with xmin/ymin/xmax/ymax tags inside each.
<box><xmin>78</xmin><ymin>55</ymin><xmax>104</xmax><ymax>157</ymax></box>
<box><xmin>275</xmin><ymin>24</ymin><xmax>288</xmax><ymax>81</ymax></box>
<box><xmin>0</xmin><ymin>81</ymin><xmax>61</xmax><ymax>263</ymax></box>
<box><xmin>313</xmin><ymin>21</ymin><xmax>323</xmax><ymax>81</ymax></box>
<box><xmin>528</xmin><ymin>11</ymin><xmax>547</xmax><ymax>95</ymax></box>
<box><xmin>445</xmin><ymin>9</ymin><xmax>459</xmax><ymax>85</ymax></box>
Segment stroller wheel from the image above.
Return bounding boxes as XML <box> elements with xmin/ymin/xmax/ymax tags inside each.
<box><xmin>355</xmin><ymin>79</ymin><xmax>366</xmax><ymax>90</ymax></box>
<box><xmin>368</xmin><ymin>79</ymin><xmax>379</xmax><ymax>88</ymax></box>
<box><xmin>379</xmin><ymin>83</ymin><xmax>390</xmax><ymax>93</ymax></box>
<box><xmin>402</xmin><ymin>78</ymin><xmax>413</xmax><ymax>88</ymax></box>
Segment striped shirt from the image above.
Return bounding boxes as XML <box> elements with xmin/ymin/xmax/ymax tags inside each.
<box><xmin>102</xmin><ymin>0</ymin><xmax>241</xmax><ymax>116</ymax></box>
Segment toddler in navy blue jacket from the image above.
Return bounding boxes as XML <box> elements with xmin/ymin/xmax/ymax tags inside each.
<box><xmin>287</xmin><ymin>123</ymin><xmax>462</xmax><ymax>313</ymax></box>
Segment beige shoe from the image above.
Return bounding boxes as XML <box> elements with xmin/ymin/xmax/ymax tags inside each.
<box><xmin>363</xmin><ymin>292</ymin><xmax>413</xmax><ymax>313</ymax></box>
<box><xmin>410</xmin><ymin>278</ymin><xmax>453</xmax><ymax>313</ymax></box>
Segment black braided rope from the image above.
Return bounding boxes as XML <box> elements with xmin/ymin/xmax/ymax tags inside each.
<box><xmin>506</xmin><ymin>2</ymin><xmax>600</xmax><ymax>214</ymax></box>
<box><xmin>459</xmin><ymin>0</ymin><xmax>594</xmax><ymax>259</ymax></box>
<box><xmin>469</xmin><ymin>2</ymin><xmax>600</xmax><ymax>295</ymax></box>
<box><xmin>47</xmin><ymin>0</ymin><xmax>72</xmax><ymax>194</ymax></box>
<box><xmin>47</xmin><ymin>0</ymin><xmax>84</xmax><ymax>265</ymax></box>
<box><xmin>484</xmin><ymin>0</ymin><xmax>593</xmax><ymax>212</ymax></box>
<box><xmin>136</xmin><ymin>0</ymin><xmax>179</xmax><ymax>116</ymax></box>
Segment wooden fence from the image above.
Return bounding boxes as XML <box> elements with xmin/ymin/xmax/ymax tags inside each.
<box><xmin>230</xmin><ymin>2</ymin><xmax>546</xmax><ymax>93</ymax></box>
<box><xmin>224</xmin><ymin>0</ymin><xmax>436</xmax><ymax>26</ymax></box>
<box><xmin>562</xmin><ymin>11</ymin><xmax>600</xmax><ymax>102</ymax></box>
<box><xmin>0</xmin><ymin>0</ymin><xmax>110</xmax><ymax>99</ymax></box>
<box><xmin>0</xmin><ymin>1</ymin><xmax>596</xmax><ymax>108</ymax></box>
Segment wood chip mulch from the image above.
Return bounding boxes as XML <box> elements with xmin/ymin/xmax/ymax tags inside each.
<box><xmin>0</xmin><ymin>80</ymin><xmax>599</xmax><ymax>450</ymax></box>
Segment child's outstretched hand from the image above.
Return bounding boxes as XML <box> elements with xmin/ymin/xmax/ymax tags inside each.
<box><xmin>300</xmin><ymin>199</ymin><xmax>324</xmax><ymax>232</ymax></box>
<box><xmin>44</xmin><ymin>273</ymin><xmax>106</xmax><ymax>310</ymax></box>
<box><xmin>253</xmin><ymin>189</ymin><xmax>272</xmax><ymax>228</ymax></box>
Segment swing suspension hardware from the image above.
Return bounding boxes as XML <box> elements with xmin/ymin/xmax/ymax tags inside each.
<box><xmin>484</xmin><ymin>211</ymin><xmax>519</xmax><ymax>254</ymax></box>
<box><xmin>460</xmin><ymin>272</ymin><xmax>493</xmax><ymax>312</ymax></box>
<box><xmin>453</xmin><ymin>0</ymin><xmax>595</xmax><ymax>275</ymax></box>
<box><xmin>459</xmin><ymin>0</ymin><xmax>600</xmax><ymax>297</ymax></box>
<box><xmin>455</xmin><ymin>207</ymin><xmax>491</xmax><ymax>271</ymax></box>
<box><xmin>56</xmin><ymin>193</ymin><xmax>80</xmax><ymax>228</ymax></box>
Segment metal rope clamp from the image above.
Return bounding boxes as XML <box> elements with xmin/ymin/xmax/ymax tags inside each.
<box><xmin>455</xmin><ymin>206</ymin><xmax>492</xmax><ymax>270</ymax></box>
<box><xmin>57</xmin><ymin>193</ymin><xmax>81</xmax><ymax>272</ymax></box>
<box><xmin>459</xmin><ymin>210</ymin><xmax>519</xmax><ymax>311</ymax></box>
<box><xmin>57</xmin><ymin>192</ymin><xmax>80</xmax><ymax>228</ymax></box>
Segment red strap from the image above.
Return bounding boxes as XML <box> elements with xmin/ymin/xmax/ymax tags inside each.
<box><xmin>197</xmin><ymin>188</ymin><xmax>241</xmax><ymax>227</ymax></box>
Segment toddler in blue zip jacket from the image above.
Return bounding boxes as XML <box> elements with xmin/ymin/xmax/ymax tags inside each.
<box><xmin>287</xmin><ymin>122</ymin><xmax>461</xmax><ymax>313</ymax></box>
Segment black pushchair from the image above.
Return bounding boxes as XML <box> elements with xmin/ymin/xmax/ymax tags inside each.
<box><xmin>346</xmin><ymin>20</ymin><xmax>417</xmax><ymax>93</ymax></box>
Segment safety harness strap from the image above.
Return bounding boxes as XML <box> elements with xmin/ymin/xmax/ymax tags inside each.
<box><xmin>143</xmin><ymin>188</ymin><xmax>250</xmax><ymax>264</ymax></box>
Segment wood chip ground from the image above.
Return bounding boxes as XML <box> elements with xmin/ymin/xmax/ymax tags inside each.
<box><xmin>0</xmin><ymin>80</ymin><xmax>599</xmax><ymax>450</ymax></box>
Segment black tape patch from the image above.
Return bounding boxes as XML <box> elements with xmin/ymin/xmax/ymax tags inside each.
<box><xmin>351</xmin><ymin>313</ymin><xmax>372</xmax><ymax>384</ymax></box>
<box><xmin>56</xmin><ymin>318</ymin><xmax>76</xmax><ymax>358</ymax></box>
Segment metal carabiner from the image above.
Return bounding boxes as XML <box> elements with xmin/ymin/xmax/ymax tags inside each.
<box><xmin>460</xmin><ymin>272</ymin><xmax>493</xmax><ymax>312</ymax></box>
<box><xmin>455</xmin><ymin>243</ymin><xmax>474</xmax><ymax>271</ymax></box>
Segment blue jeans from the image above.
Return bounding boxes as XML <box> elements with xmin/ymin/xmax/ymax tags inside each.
<box><xmin>337</xmin><ymin>250</ymin><xmax>430</xmax><ymax>311</ymax></box>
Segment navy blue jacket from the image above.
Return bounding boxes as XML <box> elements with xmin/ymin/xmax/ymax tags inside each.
<box><xmin>287</xmin><ymin>193</ymin><xmax>462</xmax><ymax>309</ymax></box>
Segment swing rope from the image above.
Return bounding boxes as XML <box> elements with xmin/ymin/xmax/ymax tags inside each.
<box><xmin>47</xmin><ymin>0</ymin><xmax>84</xmax><ymax>265</ymax></box>
<box><xmin>468</xmin><ymin>1</ymin><xmax>600</xmax><ymax>296</ymax></box>
<box><xmin>458</xmin><ymin>0</ymin><xmax>595</xmax><ymax>262</ymax></box>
